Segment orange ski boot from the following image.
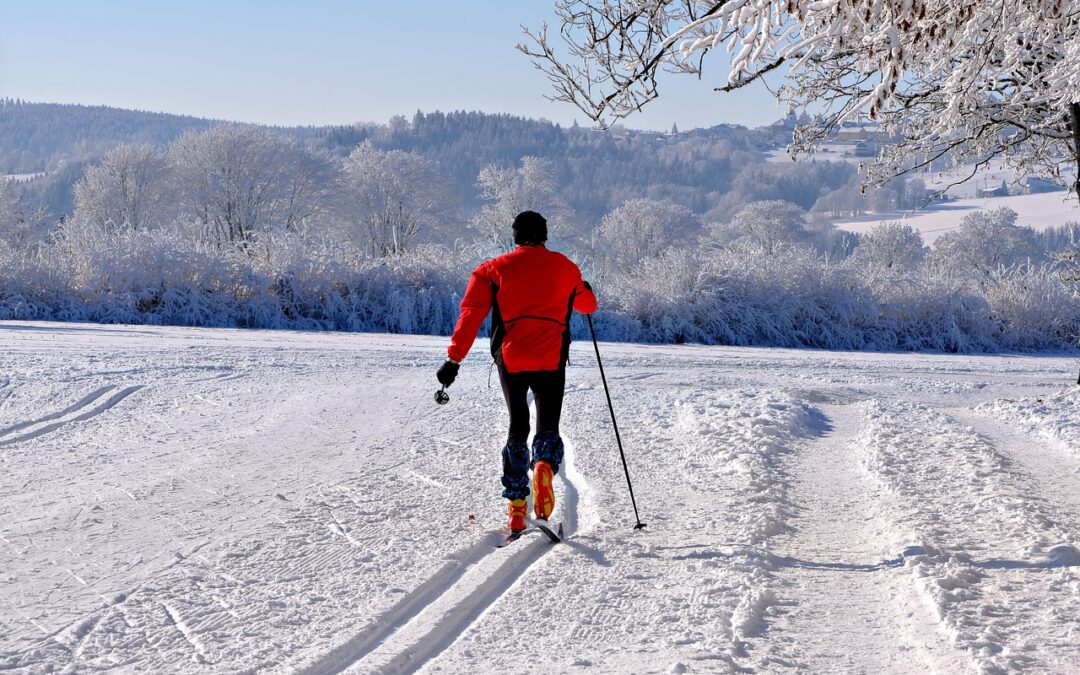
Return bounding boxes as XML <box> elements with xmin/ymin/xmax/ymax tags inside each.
<box><xmin>532</xmin><ymin>460</ymin><xmax>555</xmax><ymax>521</ymax></box>
<box><xmin>507</xmin><ymin>499</ymin><xmax>528</xmax><ymax>533</ymax></box>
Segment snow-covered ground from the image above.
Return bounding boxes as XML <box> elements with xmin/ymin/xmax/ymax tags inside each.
<box><xmin>769</xmin><ymin>142</ymin><xmax>1080</xmax><ymax>243</ymax></box>
<box><xmin>833</xmin><ymin>191</ymin><xmax>1080</xmax><ymax>243</ymax></box>
<box><xmin>1</xmin><ymin>322</ymin><xmax>1078</xmax><ymax>673</ymax></box>
<box><xmin>766</xmin><ymin>143</ymin><xmax>869</xmax><ymax>165</ymax></box>
<box><xmin>918</xmin><ymin>157</ymin><xmax>1076</xmax><ymax>200</ymax></box>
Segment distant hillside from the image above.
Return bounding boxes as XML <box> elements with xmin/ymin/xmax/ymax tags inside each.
<box><xmin>4</xmin><ymin>101</ymin><xmax>824</xmax><ymax>224</ymax></box>
<box><xmin>320</xmin><ymin>110</ymin><xmax>773</xmax><ymax>220</ymax></box>
<box><xmin>1</xmin><ymin>100</ymin><xmax>869</xmax><ymax>225</ymax></box>
<box><xmin>0</xmin><ymin>99</ymin><xmax>220</xmax><ymax>173</ymax></box>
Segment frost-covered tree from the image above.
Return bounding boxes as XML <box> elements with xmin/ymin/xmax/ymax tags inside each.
<box><xmin>472</xmin><ymin>156</ymin><xmax>572</xmax><ymax>252</ymax></box>
<box><xmin>710</xmin><ymin>161</ymin><xmax>855</xmax><ymax>219</ymax></box>
<box><xmin>1054</xmin><ymin>242</ymin><xmax>1080</xmax><ymax>287</ymax></box>
<box><xmin>1034</xmin><ymin>222</ymin><xmax>1080</xmax><ymax>257</ymax></box>
<box><xmin>0</xmin><ymin>179</ymin><xmax>49</xmax><ymax>250</ymax></box>
<box><xmin>170</xmin><ymin>125</ymin><xmax>333</xmax><ymax>245</ymax></box>
<box><xmin>932</xmin><ymin>208</ymin><xmax>1039</xmax><ymax>278</ymax></box>
<box><xmin>524</xmin><ymin>1</ymin><xmax>1080</xmax><ymax>199</ymax></box>
<box><xmin>708</xmin><ymin>200</ymin><xmax>811</xmax><ymax>256</ymax></box>
<box><xmin>598</xmin><ymin>197</ymin><xmax>694</xmax><ymax>267</ymax></box>
<box><xmin>852</xmin><ymin>222</ymin><xmax>927</xmax><ymax>272</ymax></box>
<box><xmin>342</xmin><ymin>141</ymin><xmax>450</xmax><ymax>257</ymax></box>
<box><xmin>73</xmin><ymin>143</ymin><xmax>172</xmax><ymax>231</ymax></box>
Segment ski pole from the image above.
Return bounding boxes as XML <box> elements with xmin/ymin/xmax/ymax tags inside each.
<box><xmin>586</xmin><ymin>314</ymin><xmax>646</xmax><ymax>531</ymax></box>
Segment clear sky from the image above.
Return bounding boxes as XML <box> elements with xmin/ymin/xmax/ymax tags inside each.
<box><xmin>0</xmin><ymin>1</ymin><xmax>783</xmax><ymax>131</ymax></box>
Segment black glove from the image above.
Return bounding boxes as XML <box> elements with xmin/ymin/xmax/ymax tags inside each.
<box><xmin>436</xmin><ymin>359</ymin><xmax>460</xmax><ymax>387</ymax></box>
<box><xmin>583</xmin><ymin>280</ymin><xmax>593</xmax><ymax>291</ymax></box>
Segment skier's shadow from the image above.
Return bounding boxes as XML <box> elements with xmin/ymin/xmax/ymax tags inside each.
<box><xmin>562</xmin><ymin>536</ymin><xmax>613</xmax><ymax>567</ymax></box>
<box><xmin>667</xmin><ymin>545</ymin><xmax>1080</xmax><ymax>571</ymax></box>
<box><xmin>774</xmin><ymin>554</ymin><xmax>905</xmax><ymax>572</ymax></box>
<box><xmin>666</xmin><ymin>548</ymin><xmax>906</xmax><ymax>572</ymax></box>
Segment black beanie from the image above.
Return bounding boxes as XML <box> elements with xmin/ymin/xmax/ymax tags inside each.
<box><xmin>512</xmin><ymin>211</ymin><xmax>548</xmax><ymax>245</ymax></box>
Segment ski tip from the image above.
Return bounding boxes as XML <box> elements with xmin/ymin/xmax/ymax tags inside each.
<box><xmin>533</xmin><ymin>521</ymin><xmax>562</xmax><ymax>543</ymax></box>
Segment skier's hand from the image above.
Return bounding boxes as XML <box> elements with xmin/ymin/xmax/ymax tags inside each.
<box><xmin>436</xmin><ymin>359</ymin><xmax>459</xmax><ymax>387</ymax></box>
<box><xmin>583</xmin><ymin>280</ymin><xmax>593</xmax><ymax>291</ymax></box>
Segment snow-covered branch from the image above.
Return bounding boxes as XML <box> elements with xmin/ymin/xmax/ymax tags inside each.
<box><xmin>524</xmin><ymin>1</ymin><xmax>1080</xmax><ymax>197</ymax></box>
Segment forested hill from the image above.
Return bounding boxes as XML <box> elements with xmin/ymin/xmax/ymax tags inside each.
<box><xmin>319</xmin><ymin>111</ymin><xmax>767</xmax><ymax>220</ymax></box>
<box><xmin>2</xmin><ymin>101</ymin><xmax>1077</xmax><ymax>353</ymax></box>
<box><xmin>4</xmin><ymin>100</ymin><xmax>857</xmax><ymax>225</ymax></box>
<box><xmin>0</xmin><ymin>99</ymin><xmax>219</xmax><ymax>173</ymax></box>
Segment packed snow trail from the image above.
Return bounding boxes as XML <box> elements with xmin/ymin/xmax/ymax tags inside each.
<box><xmin>852</xmin><ymin>400</ymin><xmax>1080</xmax><ymax>672</ymax></box>
<box><xmin>950</xmin><ymin>408</ymin><xmax>1080</xmax><ymax>539</ymax></box>
<box><xmin>1</xmin><ymin>322</ymin><xmax>1078</xmax><ymax>673</ymax></box>
<box><xmin>298</xmin><ymin>434</ymin><xmax>588</xmax><ymax>675</ymax></box>
<box><xmin>766</xmin><ymin>401</ymin><xmax>951</xmax><ymax>673</ymax></box>
<box><xmin>0</xmin><ymin>384</ymin><xmax>142</xmax><ymax>447</ymax></box>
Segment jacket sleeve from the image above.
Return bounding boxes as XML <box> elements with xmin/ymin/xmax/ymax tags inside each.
<box><xmin>447</xmin><ymin>263</ymin><xmax>495</xmax><ymax>362</ymax></box>
<box><xmin>573</xmin><ymin>274</ymin><xmax>597</xmax><ymax>315</ymax></box>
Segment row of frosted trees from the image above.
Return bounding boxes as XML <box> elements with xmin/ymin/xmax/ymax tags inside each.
<box><xmin>1</xmin><ymin>123</ymin><xmax>1078</xmax><ymax>352</ymax></box>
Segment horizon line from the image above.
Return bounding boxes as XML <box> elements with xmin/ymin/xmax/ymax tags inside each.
<box><xmin>0</xmin><ymin>97</ymin><xmax>768</xmax><ymax>134</ymax></box>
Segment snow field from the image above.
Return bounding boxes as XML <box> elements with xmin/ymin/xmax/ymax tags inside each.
<box><xmin>428</xmin><ymin>373</ymin><xmax>823</xmax><ymax>673</ymax></box>
<box><xmin>1</xmin><ymin>323</ymin><xmax>1079</xmax><ymax>673</ymax></box>
<box><xmin>832</xmin><ymin>191</ymin><xmax>1080</xmax><ymax>243</ymax></box>
<box><xmin>0</xmin><ymin>328</ymin><xmax>512</xmax><ymax>672</ymax></box>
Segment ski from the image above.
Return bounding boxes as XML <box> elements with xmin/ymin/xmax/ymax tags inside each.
<box><xmin>532</xmin><ymin>520</ymin><xmax>563</xmax><ymax>543</ymax></box>
<box><xmin>495</xmin><ymin>522</ymin><xmax>564</xmax><ymax>548</ymax></box>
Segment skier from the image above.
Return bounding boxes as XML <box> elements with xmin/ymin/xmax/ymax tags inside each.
<box><xmin>436</xmin><ymin>211</ymin><xmax>596</xmax><ymax>534</ymax></box>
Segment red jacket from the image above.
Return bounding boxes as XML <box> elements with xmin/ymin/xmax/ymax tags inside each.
<box><xmin>448</xmin><ymin>245</ymin><xmax>597</xmax><ymax>373</ymax></box>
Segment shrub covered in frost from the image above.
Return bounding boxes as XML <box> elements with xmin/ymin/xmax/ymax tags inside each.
<box><xmin>1</xmin><ymin>215</ymin><xmax>1077</xmax><ymax>353</ymax></box>
<box><xmin>590</xmin><ymin>243</ymin><xmax>1078</xmax><ymax>353</ymax></box>
<box><xmin>0</xmin><ymin>227</ymin><xmax>471</xmax><ymax>335</ymax></box>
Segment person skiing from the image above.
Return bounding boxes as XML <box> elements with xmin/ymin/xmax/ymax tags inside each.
<box><xmin>436</xmin><ymin>211</ymin><xmax>596</xmax><ymax>534</ymax></box>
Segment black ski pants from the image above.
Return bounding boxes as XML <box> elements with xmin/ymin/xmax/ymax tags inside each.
<box><xmin>498</xmin><ymin>365</ymin><xmax>565</xmax><ymax>439</ymax></box>
<box><xmin>497</xmin><ymin>365</ymin><xmax>566</xmax><ymax>500</ymax></box>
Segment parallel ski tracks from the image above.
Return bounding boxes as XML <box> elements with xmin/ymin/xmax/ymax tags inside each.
<box><xmin>0</xmin><ymin>384</ymin><xmax>143</xmax><ymax>448</ymax></box>
<box><xmin>298</xmin><ymin>436</ymin><xmax>587</xmax><ymax>675</ymax></box>
<box><xmin>774</xmin><ymin>402</ymin><xmax>952</xmax><ymax>673</ymax></box>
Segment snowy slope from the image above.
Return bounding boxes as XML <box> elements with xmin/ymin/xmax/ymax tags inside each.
<box><xmin>833</xmin><ymin>191</ymin><xmax>1080</xmax><ymax>244</ymax></box>
<box><xmin>1</xmin><ymin>322</ymin><xmax>1078</xmax><ymax>673</ymax></box>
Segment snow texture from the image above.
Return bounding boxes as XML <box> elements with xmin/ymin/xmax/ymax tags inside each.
<box><xmin>1</xmin><ymin>322</ymin><xmax>1078</xmax><ymax>673</ymax></box>
<box><xmin>976</xmin><ymin>387</ymin><xmax>1080</xmax><ymax>455</ymax></box>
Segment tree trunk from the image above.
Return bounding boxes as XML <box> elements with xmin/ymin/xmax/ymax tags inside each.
<box><xmin>1071</xmin><ymin>103</ymin><xmax>1080</xmax><ymax>385</ymax></box>
<box><xmin>1071</xmin><ymin>101</ymin><xmax>1080</xmax><ymax>384</ymax></box>
<box><xmin>1072</xmin><ymin>102</ymin><xmax>1080</xmax><ymax>203</ymax></box>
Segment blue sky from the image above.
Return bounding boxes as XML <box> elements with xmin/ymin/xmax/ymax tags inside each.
<box><xmin>0</xmin><ymin>1</ymin><xmax>783</xmax><ymax>130</ymax></box>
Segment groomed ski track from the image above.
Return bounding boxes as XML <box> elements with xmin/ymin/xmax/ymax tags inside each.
<box><xmin>766</xmin><ymin>402</ymin><xmax>953</xmax><ymax>673</ymax></box>
<box><xmin>296</xmin><ymin>434</ymin><xmax>589</xmax><ymax>675</ymax></box>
